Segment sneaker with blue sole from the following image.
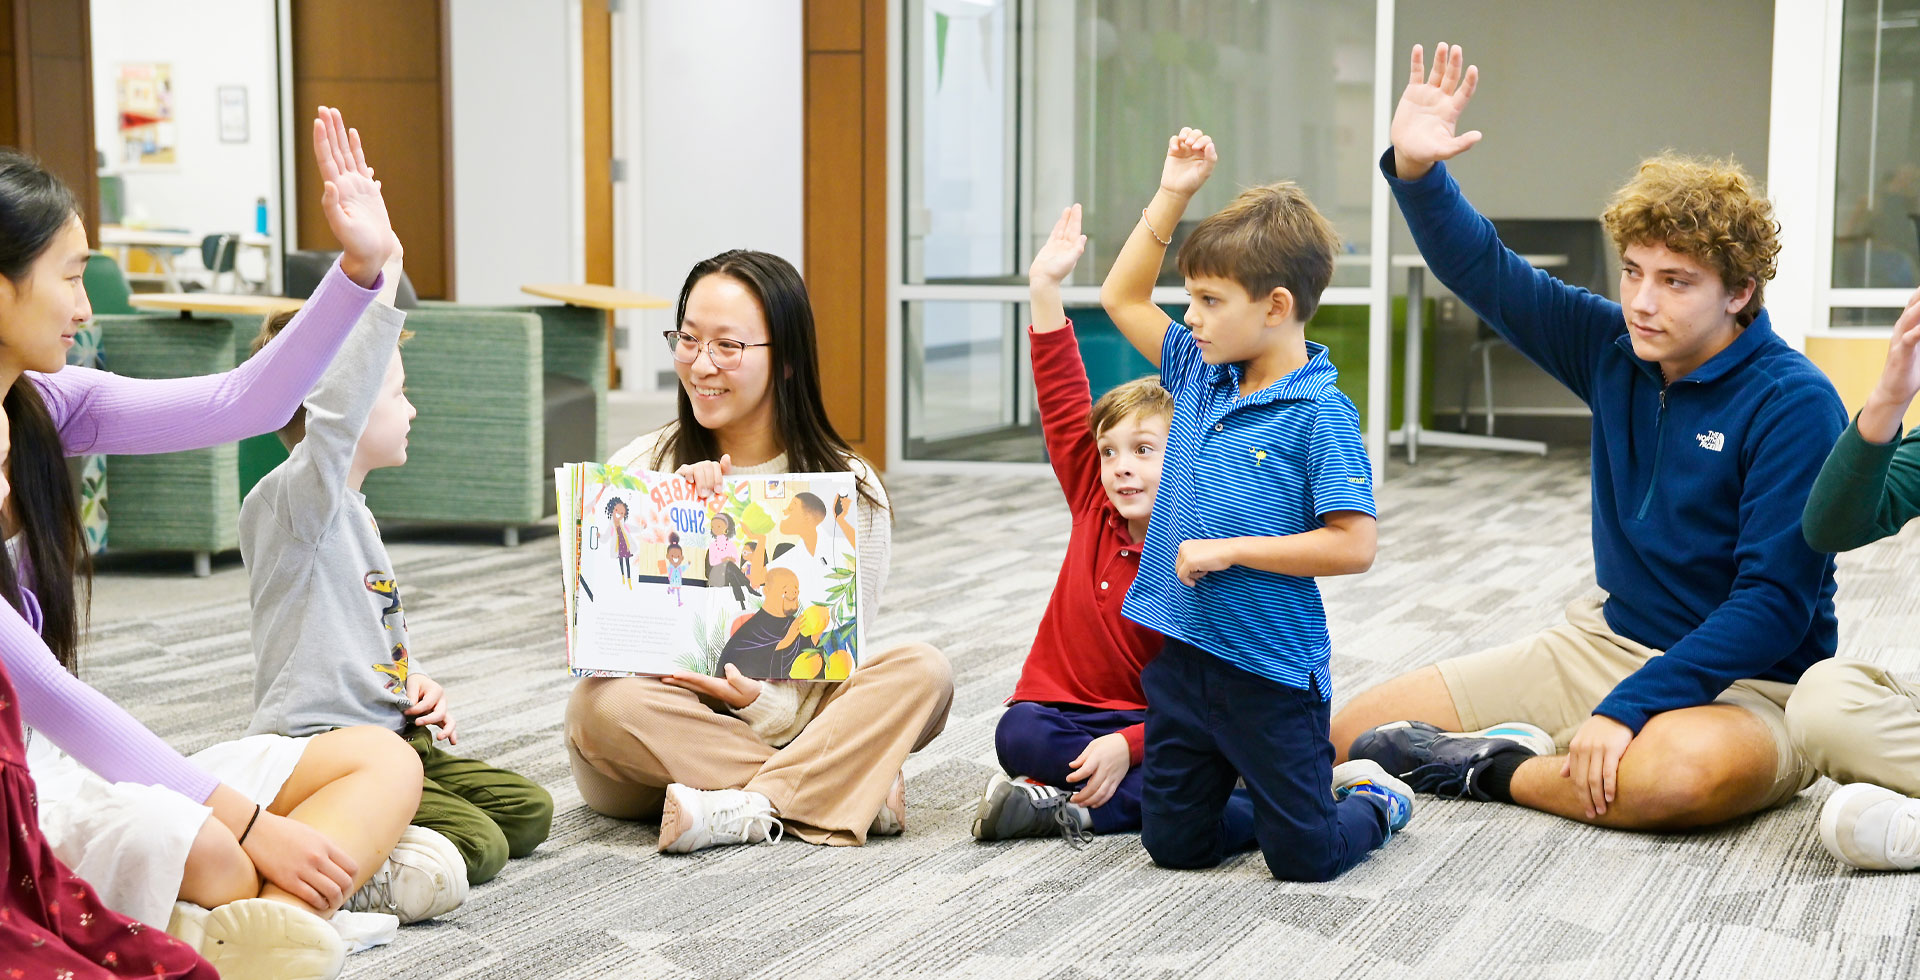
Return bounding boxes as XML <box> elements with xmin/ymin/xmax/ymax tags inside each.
<box><xmin>1349</xmin><ymin>720</ymin><xmax>1554</xmax><ymax>801</ymax></box>
<box><xmin>1331</xmin><ymin>759</ymin><xmax>1415</xmax><ymax>834</ymax></box>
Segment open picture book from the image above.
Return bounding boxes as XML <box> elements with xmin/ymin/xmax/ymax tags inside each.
<box><xmin>555</xmin><ymin>463</ymin><xmax>862</xmax><ymax>681</ymax></box>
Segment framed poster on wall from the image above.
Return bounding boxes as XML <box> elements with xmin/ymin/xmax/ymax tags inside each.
<box><xmin>218</xmin><ymin>86</ymin><xmax>248</xmax><ymax>143</ymax></box>
<box><xmin>117</xmin><ymin>62</ymin><xmax>176</xmax><ymax>166</ymax></box>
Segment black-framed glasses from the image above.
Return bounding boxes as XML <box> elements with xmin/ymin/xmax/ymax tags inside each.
<box><xmin>662</xmin><ymin>330</ymin><xmax>771</xmax><ymax>369</ymax></box>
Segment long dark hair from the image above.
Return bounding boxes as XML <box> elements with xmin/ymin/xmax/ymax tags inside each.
<box><xmin>652</xmin><ymin>249</ymin><xmax>885</xmax><ymax>515</ymax></box>
<box><xmin>0</xmin><ymin>149</ymin><xmax>89</xmax><ymax>672</ymax></box>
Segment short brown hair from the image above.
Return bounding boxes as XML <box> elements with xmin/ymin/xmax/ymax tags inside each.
<box><xmin>1088</xmin><ymin>376</ymin><xmax>1173</xmax><ymax>440</ymax></box>
<box><xmin>1176</xmin><ymin>181</ymin><xmax>1340</xmax><ymax>324</ymax></box>
<box><xmin>1601</xmin><ymin>153</ymin><xmax>1779</xmax><ymax>327</ymax></box>
<box><xmin>250</xmin><ymin>308</ymin><xmax>412</xmax><ymax>448</ymax></box>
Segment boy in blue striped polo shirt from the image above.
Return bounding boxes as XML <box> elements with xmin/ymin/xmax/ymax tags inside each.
<box><xmin>1098</xmin><ymin>128</ymin><xmax>1413</xmax><ymax>881</ymax></box>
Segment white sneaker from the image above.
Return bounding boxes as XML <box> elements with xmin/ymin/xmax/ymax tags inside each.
<box><xmin>346</xmin><ymin>825</ymin><xmax>469</xmax><ymax>923</ymax></box>
<box><xmin>1820</xmin><ymin>783</ymin><xmax>1920</xmax><ymax>871</ymax></box>
<box><xmin>657</xmin><ymin>784</ymin><xmax>783</xmax><ymax>853</ymax></box>
<box><xmin>869</xmin><ymin>773</ymin><xmax>906</xmax><ymax>837</ymax></box>
<box><xmin>168</xmin><ymin>899</ymin><xmax>345</xmax><ymax>980</ymax></box>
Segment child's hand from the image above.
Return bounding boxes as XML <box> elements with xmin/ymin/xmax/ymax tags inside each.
<box><xmin>1176</xmin><ymin>538</ymin><xmax>1235</xmax><ymax>586</ymax></box>
<box><xmin>1389</xmin><ymin>43</ymin><xmax>1483</xmax><ymax>180</ymax></box>
<box><xmin>1066</xmin><ymin>732</ymin><xmax>1131</xmax><ymax>807</ymax></box>
<box><xmin>1861</xmin><ymin>285</ymin><xmax>1920</xmax><ymax>443</ymax></box>
<box><xmin>312</xmin><ymin>106</ymin><xmax>394</xmax><ymax>288</ymax></box>
<box><xmin>1028</xmin><ymin>204</ymin><xmax>1087</xmax><ymax>286</ymax></box>
<box><xmin>1160</xmin><ymin>128</ymin><xmax>1217</xmax><ymax>197</ymax></box>
<box><xmin>404</xmin><ymin>674</ymin><xmax>458</xmax><ymax>745</ymax></box>
<box><xmin>675</xmin><ymin>454</ymin><xmax>732</xmax><ymax>500</ymax></box>
<box><xmin>240</xmin><ymin>810</ymin><xmax>357</xmax><ymax>911</ymax></box>
<box><xmin>662</xmin><ymin>663</ymin><xmax>763</xmax><ymax>709</ymax></box>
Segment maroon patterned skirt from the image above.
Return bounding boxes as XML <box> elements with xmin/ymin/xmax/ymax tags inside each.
<box><xmin>0</xmin><ymin>667</ymin><xmax>213</xmax><ymax>978</ymax></box>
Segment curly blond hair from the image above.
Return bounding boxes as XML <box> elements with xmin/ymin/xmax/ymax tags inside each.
<box><xmin>1600</xmin><ymin>153</ymin><xmax>1779</xmax><ymax>326</ymax></box>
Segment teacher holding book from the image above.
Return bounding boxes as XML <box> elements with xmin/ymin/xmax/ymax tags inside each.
<box><xmin>564</xmin><ymin>249</ymin><xmax>953</xmax><ymax>854</ymax></box>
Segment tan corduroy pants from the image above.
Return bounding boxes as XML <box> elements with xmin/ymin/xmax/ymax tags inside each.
<box><xmin>1787</xmin><ymin>659</ymin><xmax>1920</xmax><ymax>795</ymax></box>
<box><xmin>564</xmin><ymin>641</ymin><xmax>953</xmax><ymax>845</ymax></box>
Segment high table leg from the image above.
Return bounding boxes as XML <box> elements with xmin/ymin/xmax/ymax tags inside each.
<box><xmin>1402</xmin><ymin>267</ymin><xmax>1425</xmax><ymax>463</ymax></box>
<box><xmin>605</xmin><ymin>309</ymin><xmax>621</xmax><ymax>389</ymax></box>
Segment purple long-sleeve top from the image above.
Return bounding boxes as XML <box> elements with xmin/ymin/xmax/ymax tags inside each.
<box><xmin>8</xmin><ymin>259</ymin><xmax>379</xmax><ymax>803</ymax></box>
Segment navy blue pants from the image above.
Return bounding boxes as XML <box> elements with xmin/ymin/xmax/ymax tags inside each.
<box><xmin>1139</xmin><ymin>639</ymin><xmax>1389</xmax><ymax>882</ymax></box>
<box><xmin>996</xmin><ymin>701</ymin><xmax>1255</xmax><ymax>836</ymax></box>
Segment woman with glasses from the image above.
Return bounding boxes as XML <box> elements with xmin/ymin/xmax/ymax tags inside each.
<box><xmin>564</xmin><ymin>249</ymin><xmax>954</xmax><ymax>853</ymax></box>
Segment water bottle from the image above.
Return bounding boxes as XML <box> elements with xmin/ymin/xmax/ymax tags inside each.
<box><xmin>254</xmin><ymin>197</ymin><xmax>268</xmax><ymax>236</ymax></box>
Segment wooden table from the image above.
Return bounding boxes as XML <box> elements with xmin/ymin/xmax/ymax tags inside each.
<box><xmin>100</xmin><ymin>226</ymin><xmax>274</xmax><ymax>292</ymax></box>
<box><xmin>521</xmin><ymin>283</ymin><xmax>670</xmax><ymax>388</ymax></box>
<box><xmin>129</xmin><ymin>293</ymin><xmax>305</xmax><ymax>319</ymax></box>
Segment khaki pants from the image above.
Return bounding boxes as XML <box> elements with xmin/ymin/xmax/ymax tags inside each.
<box><xmin>564</xmin><ymin>641</ymin><xmax>953</xmax><ymax>845</ymax></box>
<box><xmin>1786</xmin><ymin>659</ymin><xmax>1920</xmax><ymax>795</ymax></box>
<box><xmin>1436</xmin><ymin>597</ymin><xmax>1814</xmax><ymax>811</ymax></box>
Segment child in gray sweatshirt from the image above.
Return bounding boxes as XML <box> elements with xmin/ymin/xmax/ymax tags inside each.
<box><xmin>240</xmin><ymin>241</ymin><xmax>552</xmax><ymax>906</ymax></box>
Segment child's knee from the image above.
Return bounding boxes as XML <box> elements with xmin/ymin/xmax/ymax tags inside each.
<box><xmin>1260</xmin><ymin>843</ymin><xmax>1341</xmax><ymax>883</ymax></box>
<box><xmin>497</xmin><ymin>782</ymin><xmax>555</xmax><ymax>858</ymax></box>
<box><xmin>993</xmin><ymin>703</ymin><xmax>1052</xmax><ymax>772</ymax></box>
<box><xmin>460</xmin><ymin>822</ymin><xmax>511</xmax><ymax>885</ymax></box>
<box><xmin>1141</xmin><ymin>810</ymin><xmax>1221</xmax><ymax>870</ymax></box>
<box><xmin>341</xmin><ymin>725</ymin><xmax>425</xmax><ymax>780</ymax></box>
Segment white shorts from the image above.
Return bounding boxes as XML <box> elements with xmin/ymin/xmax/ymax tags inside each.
<box><xmin>27</xmin><ymin>731</ymin><xmax>313</xmax><ymax>928</ymax></box>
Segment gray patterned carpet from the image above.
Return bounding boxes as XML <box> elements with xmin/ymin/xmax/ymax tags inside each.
<box><xmin>80</xmin><ymin>448</ymin><xmax>1920</xmax><ymax>979</ymax></box>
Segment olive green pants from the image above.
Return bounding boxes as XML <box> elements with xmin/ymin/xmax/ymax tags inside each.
<box><xmin>404</xmin><ymin>726</ymin><xmax>553</xmax><ymax>884</ymax></box>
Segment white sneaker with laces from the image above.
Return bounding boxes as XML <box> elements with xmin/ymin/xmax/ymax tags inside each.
<box><xmin>869</xmin><ymin>773</ymin><xmax>906</xmax><ymax>837</ymax></box>
<box><xmin>657</xmin><ymin>784</ymin><xmax>783</xmax><ymax>853</ymax></box>
<box><xmin>345</xmin><ymin>825</ymin><xmax>469</xmax><ymax>923</ymax></box>
<box><xmin>1820</xmin><ymin>782</ymin><xmax>1920</xmax><ymax>871</ymax></box>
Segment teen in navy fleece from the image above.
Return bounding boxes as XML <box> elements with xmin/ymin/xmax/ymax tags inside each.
<box><xmin>1334</xmin><ymin>43</ymin><xmax>1846</xmax><ymax>830</ymax></box>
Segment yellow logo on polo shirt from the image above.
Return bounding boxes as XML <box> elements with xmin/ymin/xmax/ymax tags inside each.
<box><xmin>1252</xmin><ymin>449</ymin><xmax>1268</xmax><ymax>465</ymax></box>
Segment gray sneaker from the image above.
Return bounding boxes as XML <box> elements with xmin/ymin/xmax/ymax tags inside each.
<box><xmin>970</xmin><ymin>772</ymin><xmax>1092</xmax><ymax>847</ymax></box>
<box><xmin>346</xmin><ymin>825</ymin><xmax>468</xmax><ymax>923</ymax></box>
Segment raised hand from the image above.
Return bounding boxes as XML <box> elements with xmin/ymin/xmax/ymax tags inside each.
<box><xmin>1160</xmin><ymin>127</ymin><xmax>1217</xmax><ymax>197</ymax></box>
<box><xmin>1028</xmin><ymin>204</ymin><xmax>1087</xmax><ymax>286</ymax></box>
<box><xmin>1390</xmin><ymin>43</ymin><xmax>1483</xmax><ymax>180</ymax></box>
<box><xmin>312</xmin><ymin>106</ymin><xmax>394</xmax><ymax>287</ymax></box>
<box><xmin>1860</xmin><ymin>286</ymin><xmax>1920</xmax><ymax>443</ymax></box>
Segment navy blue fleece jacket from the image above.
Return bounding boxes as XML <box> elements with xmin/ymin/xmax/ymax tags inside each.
<box><xmin>1382</xmin><ymin>150</ymin><xmax>1845</xmax><ymax>733</ymax></box>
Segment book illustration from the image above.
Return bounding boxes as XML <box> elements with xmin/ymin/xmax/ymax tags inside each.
<box><xmin>555</xmin><ymin>464</ymin><xmax>861</xmax><ymax>681</ymax></box>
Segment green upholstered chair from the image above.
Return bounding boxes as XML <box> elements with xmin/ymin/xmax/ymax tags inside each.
<box><xmin>84</xmin><ymin>252</ymin><xmax>137</xmax><ymax>315</ymax></box>
<box><xmin>360</xmin><ymin>302</ymin><xmax>606</xmax><ymax>544</ymax></box>
<box><xmin>93</xmin><ymin>313</ymin><xmax>254</xmax><ymax>575</ymax></box>
<box><xmin>239</xmin><ymin>303</ymin><xmax>607</xmax><ymax>545</ymax></box>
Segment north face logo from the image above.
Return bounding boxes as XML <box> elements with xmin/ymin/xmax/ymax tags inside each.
<box><xmin>1696</xmin><ymin>431</ymin><xmax>1725</xmax><ymax>452</ymax></box>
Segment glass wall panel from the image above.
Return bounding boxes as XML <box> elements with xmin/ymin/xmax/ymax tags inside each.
<box><xmin>904</xmin><ymin>0</ymin><xmax>1378</xmax><ymax>289</ymax></box>
<box><xmin>1833</xmin><ymin>0</ymin><xmax>1920</xmax><ymax>289</ymax></box>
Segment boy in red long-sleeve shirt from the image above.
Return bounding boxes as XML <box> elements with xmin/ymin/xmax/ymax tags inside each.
<box><xmin>971</xmin><ymin>204</ymin><xmax>1253</xmax><ymax>844</ymax></box>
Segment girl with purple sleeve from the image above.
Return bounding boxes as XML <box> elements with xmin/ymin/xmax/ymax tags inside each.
<box><xmin>0</xmin><ymin>108</ymin><xmax>427</xmax><ymax>980</ymax></box>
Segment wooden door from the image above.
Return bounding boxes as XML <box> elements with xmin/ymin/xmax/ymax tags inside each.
<box><xmin>803</xmin><ymin>0</ymin><xmax>887</xmax><ymax>466</ymax></box>
<box><xmin>4</xmin><ymin>0</ymin><xmax>96</xmax><ymax>241</ymax></box>
<box><xmin>289</xmin><ymin>0</ymin><xmax>453</xmax><ymax>298</ymax></box>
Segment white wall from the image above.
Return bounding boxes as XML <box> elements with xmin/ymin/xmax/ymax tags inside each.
<box><xmin>447</xmin><ymin>0</ymin><xmax>582</xmax><ymax>305</ymax></box>
<box><xmin>1391</xmin><ymin>0</ymin><xmax>1774</xmax><ymax>418</ymax></box>
<box><xmin>1394</xmin><ymin>0</ymin><xmax>1774</xmax><ymax>220</ymax></box>
<box><xmin>89</xmin><ymin>0</ymin><xmax>280</xmax><ymax>241</ymax></box>
<box><xmin>620</xmin><ymin>0</ymin><xmax>804</xmax><ymax>390</ymax></box>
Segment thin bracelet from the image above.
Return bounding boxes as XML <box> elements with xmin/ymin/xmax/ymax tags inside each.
<box><xmin>238</xmin><ymin>803</ymin><xmax>263</xmax><ymax>845</ymax></box>
<box><xmin>1142</xmin><ymin>209</ymin><xmax>1172</xmax><ymax>246</ymax></box>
